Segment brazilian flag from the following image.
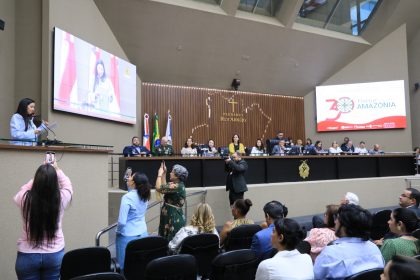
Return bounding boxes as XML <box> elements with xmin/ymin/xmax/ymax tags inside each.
<box><xmin>152</xmin><ymin>113</ymin><xmax>160</xmax><ymax>154</ymax></box>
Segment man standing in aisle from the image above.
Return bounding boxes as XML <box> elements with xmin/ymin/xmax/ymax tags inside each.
<box><xmin>225</xmin><ymin>152</ymin><xmax>248</xmax><ymax>206</ymax></box>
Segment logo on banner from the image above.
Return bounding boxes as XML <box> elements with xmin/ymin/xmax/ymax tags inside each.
<box><xmin>326</xmin><ymin>97</ymin><xmax>354</xmax><ymax>121</ymax></box>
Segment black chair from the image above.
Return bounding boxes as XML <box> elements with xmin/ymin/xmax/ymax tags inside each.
<box><xmin>123</xmin><ymin>236</ymin><xmax>168</xmax><ymax>280</ymax></box>
<box><xmin>60</xmin><ymin>247</ymin><xmax>112</xmax><ymax>280</ymax></box>
<box><xmin>296</xmin><ymin>240</ymin><xmax>311</xmax><ymax>255</ymax></box>
<box><xmin>71</xmin><ymin>272</ymin><xmax>126</xmax><ymax>280</ymax></box>
<box><xmin>224</xmin><ymin>224</ymin><xmax>261</xmax><ymax>251</ymax></box>
<box><xmin>144</xmin><ymin>254</ymin><xmax>197</xmax><ymax>280</ymax></box>
<box><xmin>122</xmin><ymin>146</ymin><xmax>132</xmax><ymax>157</ymax></box>
<box><xmin>412</xmin><ymin>228</ymin><xmax>420</xmax><ymax>239</ymax></box>
<box><xmin>211</xmin><ymin>249</ymin><xmax>259</xmax><ymax>280</ymax></box>
<box><xmin>345</xmin><ymin>268</ymin><xmax>383</xmax><ymax>280</ymax></box>
<box><xmin>179</xmin><ymin>233</ymin><xmax>220</xmax><ymax>279</ymax></box>
<box><xmin>370</xmin><ymin>209</ymin><xmax>392</xmax><ymax>240</ymax></box>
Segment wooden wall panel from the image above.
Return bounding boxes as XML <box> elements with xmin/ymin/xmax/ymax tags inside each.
<box><xmin>142</xmin><ymin>83</ymin><xmax>304</xmax><ymax>154</ymax></box>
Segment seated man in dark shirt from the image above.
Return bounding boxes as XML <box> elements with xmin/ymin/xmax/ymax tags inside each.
<box><xmin>123</xmin><ymin>136</ymin><xmax>151</xmax><ymax>157</ymax></box>
<box><xmin>154</xmin><ymin>136</ymin><xmax>174</xmax><ymax>156</ymax></box>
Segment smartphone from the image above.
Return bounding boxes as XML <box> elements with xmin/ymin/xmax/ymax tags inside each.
<box><xmin>45</xmin><ymin>151</ymin><xmax>56</xmax><ymax>164</ymax></box>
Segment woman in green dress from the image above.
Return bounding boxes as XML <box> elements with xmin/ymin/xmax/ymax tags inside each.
<box><xmin>380</xmin><ymin>208</ymin><xmax>420</xmax><ymax>263</ymax></box>
<box><xmin>155</xmin><ymin>162</ymin><xmax>188</xmax><ymax>240</ymax></box>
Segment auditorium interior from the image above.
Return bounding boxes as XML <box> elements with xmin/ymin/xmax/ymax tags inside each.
<box><xmin>1</xmin><ymin>0</ymin><xmax>420</xmax><ymax>278</ymax></box>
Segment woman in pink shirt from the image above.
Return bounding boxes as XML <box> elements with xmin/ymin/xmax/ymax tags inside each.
<box><xmin>14</xmin><ymin>162</ymin><xmax>73</xmax><ymax>280</ymax></box>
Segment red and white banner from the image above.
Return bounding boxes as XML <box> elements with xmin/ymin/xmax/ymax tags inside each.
<box><xmin>316</xmin><ymin>80</ymin><xmax>406</xmax><ymax>132</ymax></box>
<box><xmin>143</xmin><ymin>113</ymin><xmax>150</xmax><ymax>150</ymax></box>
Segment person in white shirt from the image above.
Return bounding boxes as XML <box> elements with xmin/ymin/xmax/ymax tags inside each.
<box><xmin>250</xmin><ymin>139</ymin><xmax>265</xmax><ymax>156</ymax></box>
<box><xmin>355</xmin><ymin>141</ymin><xmax>369</xmax><ymax>154</ymax></box>
<box><xmin>328</xmin><ymin>141</ymin><xmax>342</xmax><ymax>154</ymax></box>
<box><xmin>255</xmin><ymin>218</ymin><xmax>314</xmax><ymax>280</ymax></box>
<box><xmin>180</xmin><ymin>137</ymin><xmax>198</xmax><ymax>157</ymax></box>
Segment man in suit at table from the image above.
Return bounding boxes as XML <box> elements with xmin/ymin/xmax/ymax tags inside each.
<box><xmin>123</xmin><ymin>136</ymin><xmax>151</xmax><ymax>157</ymax></box>
<box><xmin>225</xmin><ymin>152</ymin><xmax>248</xmax><ymax>206</ymax></box>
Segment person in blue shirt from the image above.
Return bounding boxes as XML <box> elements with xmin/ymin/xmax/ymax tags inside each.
<box><xmin>116</xmin><ymin>172</ymin><xmax>151</xmax><ymax>269</ymax></box>
<box><xmin>251</xmin><ymin>200</ymin><xmax>288</xmax><ymax>260</ymax></box>
<box><xmin>314</xmin><ymin>204</ymin><xmax>384</xmax><ymax>280</ymax></box>
<box><xmin>123</xmin><ymin>136</ymin><xmax>151</xmax><ymax>157</ymax></box>
<box><xmin>10</xmin><ymin>98</ymin><xmax>47</xmax><ymax>145</ymax></box>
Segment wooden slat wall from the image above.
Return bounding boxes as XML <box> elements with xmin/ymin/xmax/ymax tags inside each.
<box><xmin>142</xmin><ymin>83</ymin><xmax>305</xmax><ymax>154</ymax></box>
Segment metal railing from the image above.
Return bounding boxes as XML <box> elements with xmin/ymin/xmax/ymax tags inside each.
<box><xmin>95</xmin><ymin>189</ymin><xmax>207</xmax><ymax>247</ymax></box>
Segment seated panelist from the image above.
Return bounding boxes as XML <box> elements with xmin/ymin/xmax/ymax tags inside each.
<box><xmin>123</xmin><ymin>136</ymin><xmax>151</xmax><ymax>157</ymax></box>
<box><xmin>288</xmin><ymin>139</ymin><xmax>304</xmax><ymax>155</ymax></box>
<box><xmin>228</xmin><ymin>134</ymin><xmax>245</xmax><ymax>155</ymax></box>
<box><xmin>272</xmin><ymin>140</ymin><xmax>287</xmax><ymax>156</ymax></box>
<box><xmin>328</xmin><ymin>141</ymin><xmax>342</xmax><ymax>154</ymax></box>
<box><xmin>201</xmin><ymin>139</ymin><xmax>218</xmax><ymax>156</ymax></box>
<box><xmin>180</xmin><ymin>137</ymin><xmax>198</xmax><ymax>157</ymax></box>
<box><xmin>155</xmin><ymin>136</ymin><xmax>174</xmax><ymax>156</ymax></box>
<box><xmin>250</xmin><ymin>139</ymin><xmax>265</xmax><ymax>156</ymax></box>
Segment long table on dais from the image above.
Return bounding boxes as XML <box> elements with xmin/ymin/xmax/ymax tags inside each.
<box><xmin>119</xmin><ymin>154</ymin><xmax>415</xmax><ymax>188</ymax></box>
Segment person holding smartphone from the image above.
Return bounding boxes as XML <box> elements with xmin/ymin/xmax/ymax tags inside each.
<box><xmin>14</xmin><ymin>159</ymin><xmax>73</xmax><ymax>279</ymax></box>
<box><xmin>155</xmin><ymin>162</ymin><xmax>188</xmax><ymax>241</ymax></box>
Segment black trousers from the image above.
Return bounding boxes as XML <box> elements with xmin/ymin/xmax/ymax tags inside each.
<box><xmin>229</xmin><ymin>190</ymin><xmax>244</xmax><ymax>206</ymax></box>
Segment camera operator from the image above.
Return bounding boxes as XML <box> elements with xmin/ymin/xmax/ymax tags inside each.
<box><xmin>225</xmin><ymin>152</ymin><xmax>248</xmax><ymax>206</ymax></box>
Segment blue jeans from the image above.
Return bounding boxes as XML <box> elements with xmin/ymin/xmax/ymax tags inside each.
<box><xmin>116</xmin><ymin>232</ymin><xmax>148</xmax><ymax>270</ymax></box>
<box><xmin>15</xmin><ymin>249</ymin><xmax>64</xmax><ymax>280</ymax></box>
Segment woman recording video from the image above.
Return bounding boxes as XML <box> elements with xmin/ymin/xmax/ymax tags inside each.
<box><xmin>14</xmin><ymin>161</ymin><xmax>73</xmax><ymax>280</ymax></box>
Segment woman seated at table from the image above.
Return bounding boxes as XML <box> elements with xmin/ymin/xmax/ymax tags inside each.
<box><xmin>180</xmin><ymin>137</ymin><xmax>198</xmax><ymax>157</ymax></box>
<box><xmin>255</xmin><ymin>218</ymin><xmax>314</xmax><ymax>280</ymax></box>
<box><xmin>168</xmin><ymin>203</ymin><xmax>219</xmax><ymax>254</ymax></box>
<box><xmin>379</xmin><ymin>208</ymin><xmax>420</xmax><ymax>263</ymax></box>
<box><xmin>328</xmin><ymin>141</ymin><xmax>342</xmax><ymax>154</ymax></box>
<box><xmin>272</xmin><ymin>140</ymin><xmax>287</xmax><ymax>156</ymax></box>
<box><xmin>202</xmin><ymin>139</ymin><xmax>218</xmax><ymax>156</ymax></box>
<box><xmin>228</xmin><ymin>134</ymin><xmax>245</xmax><ymax>155</ymax></box>
<box><xmin>304</xmin><ymin>204</ymin><xmax>339</xmax><ymax>262</ymax></box>
<box><xmin>250</xmin><ymin>139</ymin><xmax>265</xmax><ymax>156</ymax></box>
<box><xmin>219</xmin><ymin>198</ymin><xmax>254</xmax><ymax>245</ymax></box>
<box><xmin>314</xmin><ymin>140</ymin><xmax>327</xmax><ymax>154</ymax></box>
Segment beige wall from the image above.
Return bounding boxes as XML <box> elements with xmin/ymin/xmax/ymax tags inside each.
<box><xmin>408</xmin><ymin>28</ymin><xmax>420</xmax><ymax>147</ymax></box>
<box><xmin>0</xmin><ymin>0</ymin><xmax>16</xmax><ymax>137</ymax></box>
<box><xmin>0</xmin><ymin>149</ymin><xmax>109</xmax><ymax>280</ymax></box>
<box><xmin>304</xmin><ymin>25</ymin><xmax>413</xmax><ymax>152</ymax></box>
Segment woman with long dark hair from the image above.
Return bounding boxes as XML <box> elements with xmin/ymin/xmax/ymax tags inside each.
<box><xmin>116</xmin><ymin>172</ymin><xmax>151</xmax><ymax>269</ymax></box>
<box><xmin>89</xmin><ymin>59</ymin><xmax>119</xmax><ymax>113</ymax></box>
<box><xmin>14</xmin><ymin>162</ymin><xmax>73</xmax><ymax>279</ymax></box>
<box><xmin>228</xmin><ymin>134</ymin><xmax>245</xmax><ymax>155</ymax></box>
<box><xmin>10</xmin><ymin>98</ymin><xmax>47</xmax><ymax>144</ymax></box>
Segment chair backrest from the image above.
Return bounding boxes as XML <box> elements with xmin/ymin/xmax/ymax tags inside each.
<box><xmin>224</xmin><ymin>224</ymin><xmax>262</xmax><ymax>251</ymax></box>
<box><xmin>60</xmin><ymin>247</ymin><xmax>112</xmax><ymax>280</ymax></box>
<box><xmin>144</xmin><ymin>254</ymin><xmax>197</xmax><ymax>280</ymax></box>
<box><xmin>179</xmin><ymin>233</ymin><xmax>220</xmax><ymax>278</ymax></box>
<box><xmin>345</xmin><ymin>268</ymin><xmax>383</xmax><ymax>280</ymax></box>
<box><xmin>71</xmin><ymin>272</ymin><xmax>125</xmax><ymax>280</ymax></box>
<box><xmin>122</xmin><ymin>146</ymin><xmax>132</xmax><ymax>157</ymax></box>
<box><xmin>370</xmin><ymin>209</ymin><xmax>392</xmax><ymax>240</ymax></box>
<box><xmin>123</xmin><ymin>236</ymin><xmax>169</xmax><ymax>280</ymax></box>
<box><xmin>211</xmin><ymin>249</ymin><xmax>259</xmax><ymax>280</ymax></box>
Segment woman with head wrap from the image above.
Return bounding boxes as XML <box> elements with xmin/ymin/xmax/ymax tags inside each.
<box><xmin>155</xmin><ymin>162</ymin><xmax>189</xmax><ymax>240</ymax></box>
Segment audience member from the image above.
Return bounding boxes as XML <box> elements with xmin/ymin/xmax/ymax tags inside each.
<box><xmin>313</xmin><ymin>204</ymin><xmax>384</xmax><ymax>279</ymax></box>
<box><xmin>123</xmin><ymin>136</ymin><xmax>151</xmax><ymax>157</ymax></box>
<box><xmin>250</xmin><ymin>138</ymin><xmax>265</xmax><ymax>155</ymax></box>
<box><xmin>399</xmin><ymin>188</ymin><xmax>420</xmax><ymax>217</ymax></box>
<box><xmin>251</xmin><ymin>201</ymin><xmax>288</xmax><ymax>259</ymax></box>
<box><xmin>381</xmin><ymin>255</ymin><xmax>420</xmax><ymax>280</ymax></box>
<box><xmin>219</xmin><ymin>198</ymin><xmax>254</xmax><ymax>245</ymax></box>
<box><xmin>180</xmin><ymin>137</ymin><xmax>198</xmax><ymax>157</ymax></box>
<box><xmin>340</xmin><ymin>191</ymin><xmax>359</xmax><ymax>205</ymax></box>
<box><xmin>255</xmin><ymin>218</ymin><xmax>314</xmax><ymax>280</ymax></box>
<box><xmin>168</xmin><ymin>203</ymin><xmax>219</xmax><ymax>254</ymax></box>
<box><xmin>225</xmin><ymin>152</ymin><xmax>248</xmax><ymax>206</ymax></box>
<box><xmin>272</xmin><ymin>140</ymin><xmax>287</xmax><ymax>156</ymax></box>
<box><xmin>355</xmin><ymin>141</ymin><xmax>369</xmax><ymax>154</ymax></box>
<box><xmin>328</xmin><ymin>141</ymin><xmax>342</xmax><ymax>154</ymax></box>
<box><xmin>155</xmin><ymin>162</ymin><xmax>188</xmax><ymax>240</ymax></box>
<box><xmin>14</xmin><ymin>162</ymin><xmax>73</xmax><ymax>279</ymax></box>
<box><xmin>369</xmin><ymin>144</ymin><xmax>384</xmax><ymax>154</ymax></box>
<box><xmin>116</xmin><ymin>173</ymin><xmax>151</xmax><ymax>269</ymax></box>
<box><xmin>305</xmin><ymin>205</ymin><xmax>339</xmax><ymax>262</ymax></box>
<box><xmin>154</xmin><ymin>136</ymin><xmax>174</xmax><ymax>156</ymax></box>
<box><xmin>380</xmin><ymin>208</ymin><xmax>420</xmax><ymax>263</ymax></box>
<box><xmin>228</xmin><ymin>134</ymin><xmax>245</xmax><ymax>155</ymax></box>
